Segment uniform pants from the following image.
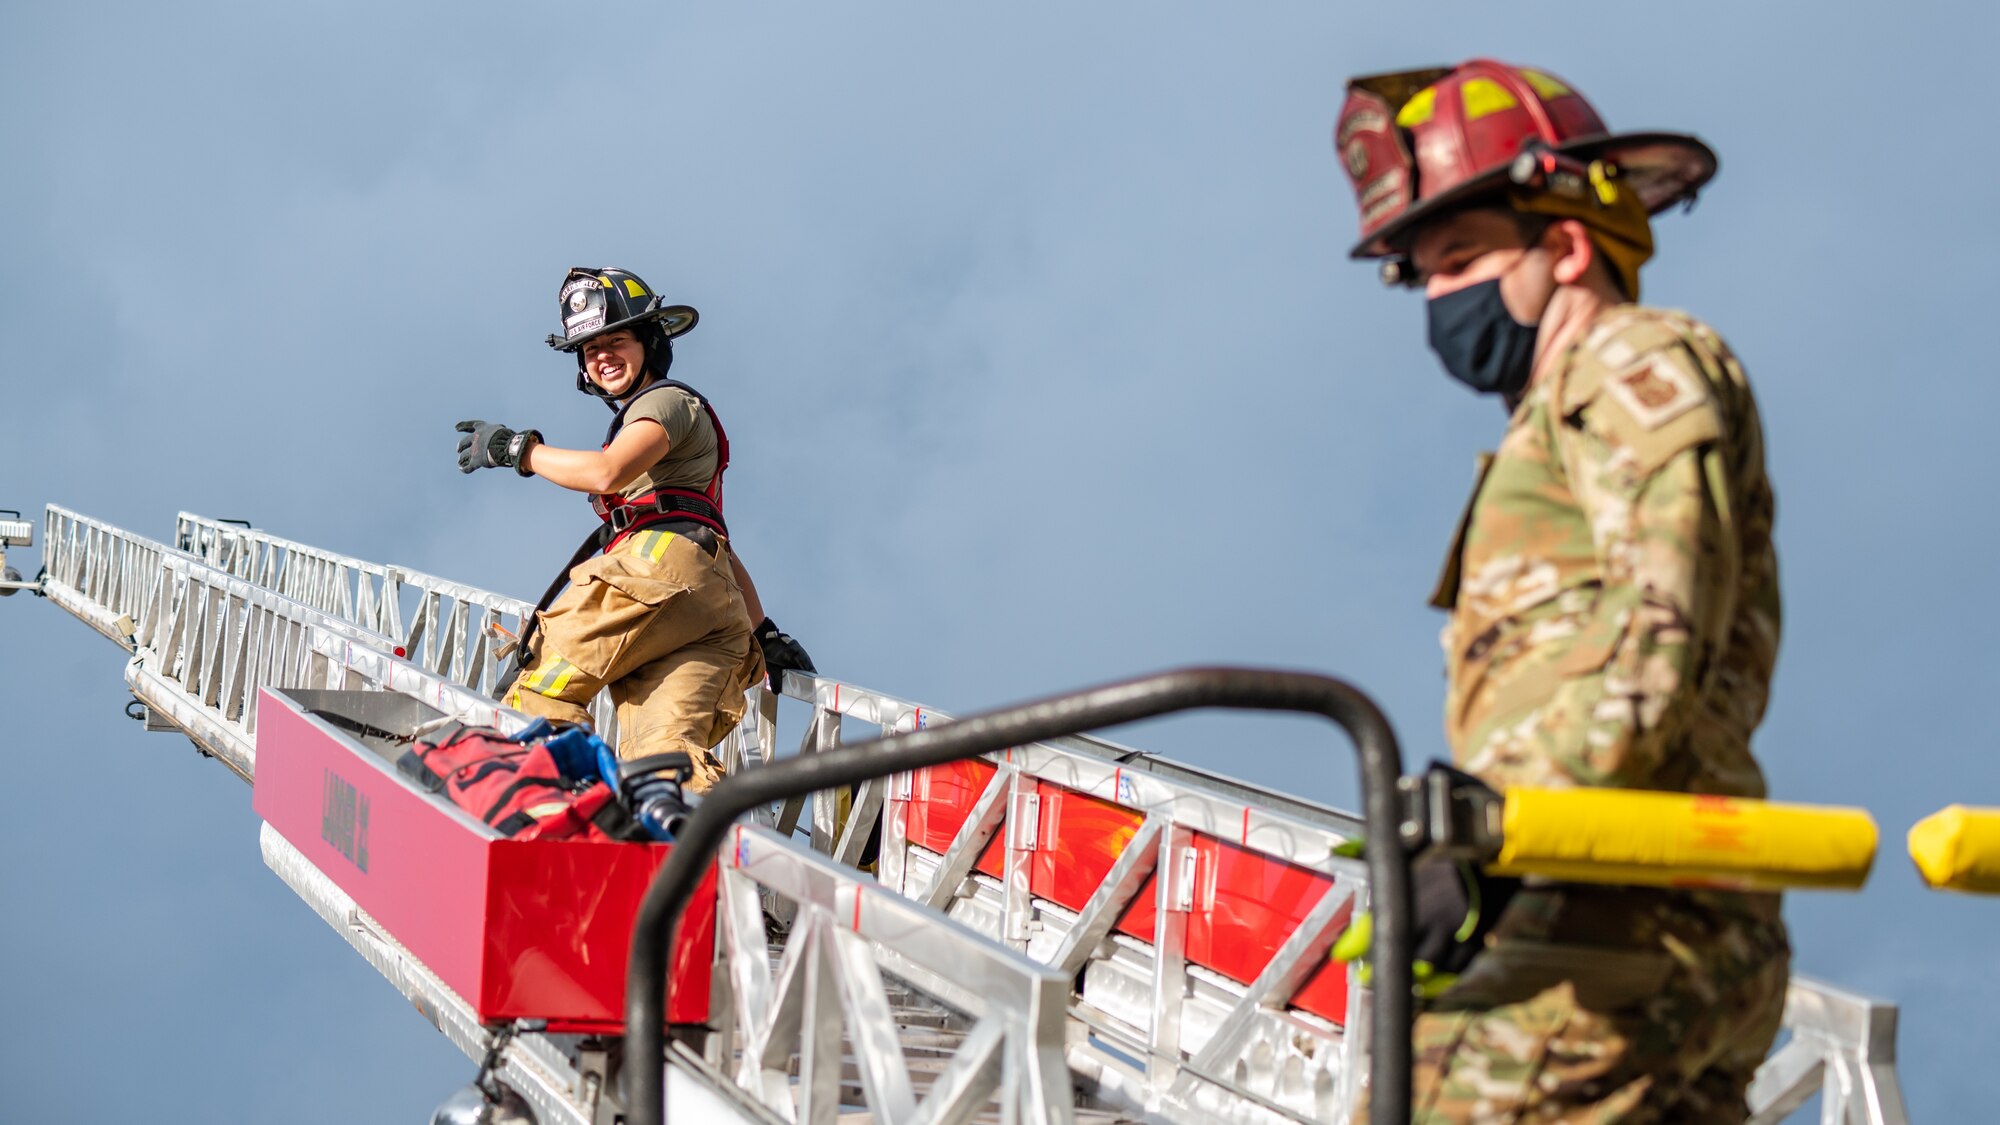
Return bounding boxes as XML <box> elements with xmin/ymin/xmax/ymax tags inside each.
<box><xmin>506</xmin><ymin>527</ymin><xmax>763</xmax><ymax>793</ymax></box>
<box><xmin>1358</xmin><ymin>887</ymin><xmax>1790</xmax><ymax>1124</ymax></box>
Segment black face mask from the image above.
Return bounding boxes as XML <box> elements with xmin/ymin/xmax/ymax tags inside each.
<box><xmin>1425</xmin><ymin>278</ymin><xmax>1540</xmax><ymax>397</ymax></box>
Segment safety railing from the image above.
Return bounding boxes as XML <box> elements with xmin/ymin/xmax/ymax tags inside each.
<box><xmin>714</xmin><ymin>822</ymin><xmax>1078</xmax><ymax>1124</ymax></box>
<box><xmin>175</xmin><ymin>513</ymin><xmax>404</xmax><ymax>639</ymax></box>
<box><xmin>43</xmin><ymin>505</ymin><xmax>170</xmax><ymax>648</ymax></box>
<box><xmin>757</xmin><ymin>670</ymin><xmax>1911</xmax><ymax>1125</ymax></box>
<box><xmin>45</xmin><ymin>506</ymin><xmax>520</xmax><ymax>779</ymax></box>
<box><xmin>173</xmin><ymin>511</ymin><xmax>606</xmax><ymax>729</ymax></box>
<box><xmin>48</xmin><ymin>507</ymin><xmax>1911</xmax><ymax>1124</ymax></box>
<box><xmin>628</xmin><ymin>667</ymin><xmax>1413</xmax><ymax>1125</ymax></box>
<box><xmin>764</xmin><ymin>672</ymin><xmax>1371</xmax><ymax>1122</ymax></box>
<box><xmin>1747</xmin><ymin>977</ymin><xmax>1908</xmax><ymax>1125</ymax></box>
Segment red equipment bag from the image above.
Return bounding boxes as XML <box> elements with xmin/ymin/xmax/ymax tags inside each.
<box><xmin>396</xmin><ymin>725</ymin><xmax>646</xmax><ymax>843</ymax></box>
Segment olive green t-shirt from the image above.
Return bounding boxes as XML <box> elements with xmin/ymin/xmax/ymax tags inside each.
<box><xmin>615</xmin><ymin>385</ymin><xmax>721</xmax><ymax>502</ymax></box>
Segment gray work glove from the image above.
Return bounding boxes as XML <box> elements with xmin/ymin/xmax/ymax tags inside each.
<box><xmin>754</xmin><ymin>617</ymin><xmax>815</xmax><ymax>693</ymax></box>
<box><xmin>455</xmin><ymin>420</ymin><xmax>541</xmax><ymax>476</ymax></box>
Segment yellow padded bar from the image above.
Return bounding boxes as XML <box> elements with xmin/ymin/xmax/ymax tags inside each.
<box><xmin>1907</xmin><ymin>806</ymin><xmax>2000</xmax><ymax>894</ymax></box>
<box><xmin>1488</xmin><ymin>788</ymin><xmax>1877</xmax><ymax>891</ymax></box>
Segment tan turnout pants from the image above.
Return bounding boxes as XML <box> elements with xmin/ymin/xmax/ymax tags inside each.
<box><xmin>506</xmin><ymin>527</ymin><xmax>763</xmax><ymax>793</ymax></box>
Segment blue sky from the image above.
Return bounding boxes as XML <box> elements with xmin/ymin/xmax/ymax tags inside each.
<box><xmin>3</xmin><ymin>3</ymin><xmax>1994</xmax><ymax>1119</ymax></box>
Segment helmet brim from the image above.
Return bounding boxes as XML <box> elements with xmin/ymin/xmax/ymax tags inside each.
<box><xmin>547</xmin><ymin>304</ymin><xmax>699</xmax><ymax>353</ymax></box>
<box><xmin>1349</xmin><ymin>131</ymin><xmax>1718</xmax><ymax>260</ymax></box>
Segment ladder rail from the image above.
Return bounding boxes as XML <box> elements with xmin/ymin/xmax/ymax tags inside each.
<box><xmin>46</xmin><ymin>506</ymin><xmax>1118</xmax><ymax>1123</ymax></box>
<box><xmin>770</xmin><ymin>671</ymin><xmax>1371</xmax><ymax>1120</ymax></box>
<box><xmin>46</xmin><ymin>505</ymin><xmax>521</xmax><ymax>778</ymax></box>
<box><xmin>173</xmin><ymin>511</ymin><xmax>608</xmax><ymax>726</ymax></box>
<box><xmin>718</xmin><ymin>823</ymin><xmax>1079</xmax><ymax>1125</ymax></box>
<box><xmin>623</xmin><ymin>667</ymin><xmax>1416</xmax><ymax>1125</ymax></box>
<box><xmin>38</xmin><ymin>506</ymin><xmax>1914</xmax><ymax>1124</ymax></box>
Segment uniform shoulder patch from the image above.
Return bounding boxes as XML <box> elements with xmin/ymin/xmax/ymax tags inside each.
<box><xmin>1562</xmin><ymin>308</ymin><xmax>1725</xmax><ymax>477</ymax></box>
<box><xmin>1563</xmin><ymin>308</ymin><xmax>1710</xmax><ymax>419</ymax></box>
<box><xmin>1606</xmin><ymin>353</ymin><xmax>1706</xmax><ymax>431</ymax></box>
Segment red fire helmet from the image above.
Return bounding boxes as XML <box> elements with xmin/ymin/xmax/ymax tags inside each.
<box><xmin>1336</xmin><ymin>60</ymin><xmax>1717</xmax><ymax>260</ymax></box>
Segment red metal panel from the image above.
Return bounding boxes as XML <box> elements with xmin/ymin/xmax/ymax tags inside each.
<box><xmin>254</xmin><ymin>692</ymin><xmax>492</xmax><ymax>992</ymax></box>
<box><xmin>905</xmin><ymin>759</ymin><xmax>997</xmax><ymax>852</ymax></box>
<box><xmin>252</xmin><ymin>689</ymin><xmax>714</xmax><ymax>1032</ymax></box>
<box><xmin>1112</xmin><ymin>837</ymin><xmax>1349</xmax><ymax>1024</ymax></box>
<box><xmin>906</xmin><ymin>759</ymin><xmax>1008</xmax><ymax>879</ymax></box>
<box><xmin>485</xmin><ymin>844</ymin><xmax>716</xmax><ymax>1030</ymax></box>
<box><xmin>1287</xmin><ymin>948</ymin><xmax>1349</xmax><ymax>1026</ymax></box>
<box><xmin>899</xmin><ymin>756</ymin><xmax>1352</xmax><ymax>1026</ymax></box>
<box><xmin>1027</xmin><ymin>785</ymin><xmax>1143</xmax><ymax>911</ymax></box>
<box><xmin>1191</xmin><ymin>837</ymin><xmax>1350</xmax><ymax>1025</ymax></box>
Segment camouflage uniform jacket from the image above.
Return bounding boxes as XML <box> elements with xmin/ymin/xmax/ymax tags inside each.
<box><xmin>1409</xmin><ymin>304</ymin><xmax>1792</xmax><ymax>1121</ymax></box>
<box><xmin>1432</xmin><ymin>303</ymin><xmax>1780</xmax><ymax>798</ymax></box>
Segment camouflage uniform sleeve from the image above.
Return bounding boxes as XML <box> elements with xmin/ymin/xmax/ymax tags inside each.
<box><xmin>1546</xmin><ymin>322</ymin><xmax>1736</xmax><ymax>788</ymax></box>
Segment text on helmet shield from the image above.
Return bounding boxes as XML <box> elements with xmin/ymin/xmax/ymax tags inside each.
<box><xmin>1336</xmin><ymin>88</ymin><xmax>1417</xmax><ymax>240</ymax></box>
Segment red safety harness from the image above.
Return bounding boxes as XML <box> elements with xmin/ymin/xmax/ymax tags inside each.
<box><xmin>506</xmin><ymin>380</ymin><xmax>731</xmax><ymax>675</ymax></box>
<box><xmin>591</xmin><ymin>379</ymin><xmax>731</xmax><ymax>550</ymax></box>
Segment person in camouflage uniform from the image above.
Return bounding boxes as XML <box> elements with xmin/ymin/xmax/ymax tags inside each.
<box><xmin>1334</xmin><ymin>61</ymin><xmax>1789</xmax><ymax>1121</ymax></box>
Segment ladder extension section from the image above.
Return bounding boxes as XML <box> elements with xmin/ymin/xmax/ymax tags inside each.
<box><xmin>38</xmin><ymin>506</ymin><xmax>1910</xmax><ymax>1124</ymax></box>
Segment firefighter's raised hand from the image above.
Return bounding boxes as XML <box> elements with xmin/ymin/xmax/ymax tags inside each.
<box><xmin>455</xmin><ymin>420</ymin><xmax>542</xmax><ymax>476</ymax></box>
<box><xmin>754</xmin><ymin>617</ymin><xmax>816</xmax><ymax>693</ymax></box>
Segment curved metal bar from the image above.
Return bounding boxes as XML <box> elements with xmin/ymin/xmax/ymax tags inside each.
<box><xmin>623</xmin><ymin>666</ymin><xmax>1412</xmax><ymax>1125</ymax></box>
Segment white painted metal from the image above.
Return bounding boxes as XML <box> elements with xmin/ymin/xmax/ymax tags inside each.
<box><xmin>44</xmin><ymin>506</ymin><xmax>521</xmax><ymax>780</ymax></box>
<box><xmin>1747</xmin><ymin>977</ymin><xmax>1910</xmax><ymax>1125</ymax></box>
<box><xmin>39</xmin><ymin>506</ymin><xmax>1913</xmax><ymax>1125</ymax></box>
<box><xmin>42</xmin><ymin>506</ymin><xmax>1114</xmax><ymax>1123</ymax></box>
<box><xmin>741</xmin><ymin>612</ymin><xmax>1915</xmax><ymax>1125</ymax></box>
<box><xmin>767</xmin><ymin>673</ymin><xmax>1368</xmax><ymax>1118</ymax></box>
<box><xmin>719</xmin><ymin>824</ymin><xmax>1079</xmax><ymax>1124</ymax></box>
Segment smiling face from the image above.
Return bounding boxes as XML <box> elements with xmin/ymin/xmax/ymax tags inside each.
<box><xmin>582</xmin><ymin>330</ymin><xmax>649</xmax><ymax>398</ymax></box>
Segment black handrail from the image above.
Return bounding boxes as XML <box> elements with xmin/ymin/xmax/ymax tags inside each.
<box><xmin>623</xmin><ymin>667</ymin><xmax>1412</xmax><ymax>1125</ymax></box>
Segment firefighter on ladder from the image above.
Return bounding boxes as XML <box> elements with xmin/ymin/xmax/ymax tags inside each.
<box><xmin>1332</xmin><ymin>62</ymin><xmax>1790</xmax><ymax>1121</ymax></box>
<box><xmin>453</xmin><ymin>267</ymin><xmax>814</xmax><ymax>807</ymax></box>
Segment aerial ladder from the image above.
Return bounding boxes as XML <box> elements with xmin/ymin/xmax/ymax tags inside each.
<box><xmin>12</xmin><ymin>503</ymin><xmax>1922</xmax><ymax>1124</ymax></box>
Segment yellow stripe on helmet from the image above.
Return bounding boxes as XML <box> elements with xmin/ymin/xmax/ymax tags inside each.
<box><xmin>1460</xmin><ymin>77</ymin><xmax>1520</xmax><ymax>122</ymax></box>
<box><xmin>1395</xmin><ymin>85</ymin><xmax>1437</xmax><ymax>128</ymax></box>
<box><xmin>1518</xmin><ymin>70</ymin><xmax>1571</xmax><ymax>100</ymax></box>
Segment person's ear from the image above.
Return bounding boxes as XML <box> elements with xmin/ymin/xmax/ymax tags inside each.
<box><xmin>1548</xmin><ymin>218</ymin><xmax>1595</xmax><ymax>286</ymax></box>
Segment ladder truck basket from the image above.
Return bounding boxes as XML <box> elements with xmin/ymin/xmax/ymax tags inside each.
<box><xmin>252</xmin><ymin>686</ymin><xmax>717</xmax><ymax>1032</ymax></box>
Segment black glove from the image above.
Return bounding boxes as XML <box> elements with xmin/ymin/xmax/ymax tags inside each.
<box><xmin>455</xmin><ymin>420</ymin><xmax>541</xmax><ymax>476</ymax></box>
<box><xmin>1333</xmin><ymin>858</ymin><xmax>1520</xmax><ymax>997</ymax></box>
<box><xmin>754</xmin><ymin>617</ymin><xmax>815</xmax><ymax>693</ymax></box>
<box><xmin>1410</xmin><ymin>765</ymin><xmax>1520</xmax><ymax>986</ymax></box>
<box><xmin>1412</xmin><ymin>855</ymin><xmax>1519</xmax><ymax>979</ymax></box>
<box><xmin>1331</xmin><ymin>763</ymin><xmax>1520</xmax><ymax>997</ymax></box>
